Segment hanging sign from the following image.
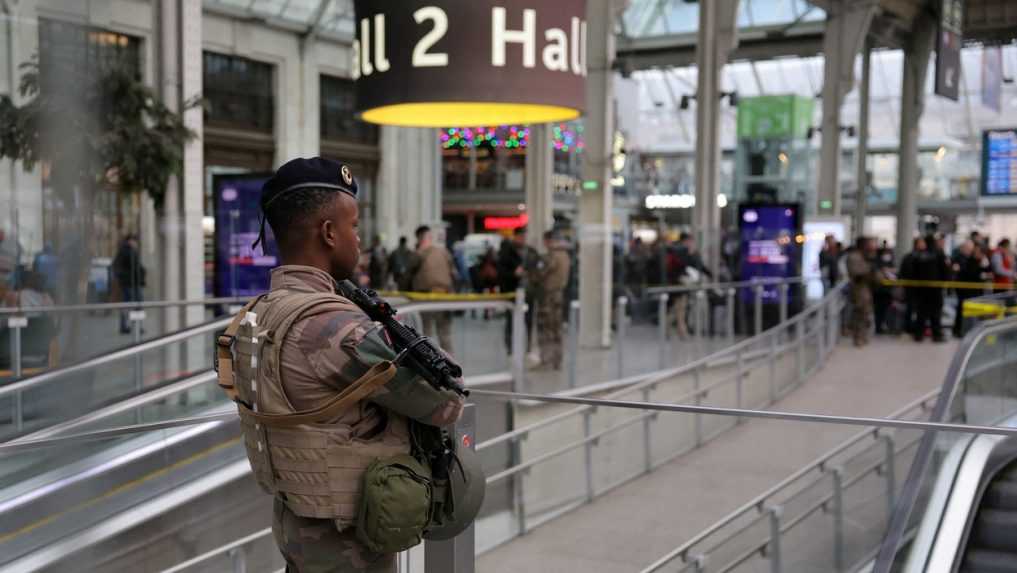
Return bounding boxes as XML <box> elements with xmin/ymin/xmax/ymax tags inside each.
<box><xmin>934</xmin><ymin>0</ymin><xmax>963</xmax><ymax>101</ymax></box>
<box><xmin>352</xmin><ymin>0</ymin><xmax>587</xmax><ymax>127</ymax></box>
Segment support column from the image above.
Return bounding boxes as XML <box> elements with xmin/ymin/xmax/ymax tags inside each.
<box><xmin>853</xmin><ymin>40</ymin><xmax>872</xmax><ymax>238</ymax></box>
<box><xmin>693</xmin><ymin>0</ymin><xmax>739</xmax><ymax>273</ymax></box>
<box><xmin>579</xmin><ymin>0</ymin><xmax>616</xmax><ymax>348</ymax></box>
<box><xmin>895</xmin><ymin>14</ymin><xmax>936</xmax><ymax>260</ymax></box>
<box><xmin>525</xmin><ymin>124</ymin><xmax>554</xmax><ymax>250</ymax></box>
<box><xmin>377</xmin><ymin>127</ymin><xmax>443</xmax><ymax>249</ymax></box>
<box><xmin>817</xmin><ymin>0</ymin><xmax>877</xmax><ymax>216</ymax></box>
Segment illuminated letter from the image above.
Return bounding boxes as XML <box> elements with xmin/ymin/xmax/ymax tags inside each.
<box><xmin>492</xmin><ymin>7</ymin><xmax>536</xmax><ymax>68</ymax></box>
<box><xmin>360</xmin><ymin>18</ymin><xmax>373</xmax><ymax>76</ymax></box>
<box><xmin>543</xmin><ymin>28</ymin><xmax>568</xmax><ymax>72</ymax></box>
<box><xmin>374</xmin><ymin>14</ymin><xmax>390</xmax><ymax>73</ymax></box>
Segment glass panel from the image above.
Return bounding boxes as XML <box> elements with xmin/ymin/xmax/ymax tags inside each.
<box><xmin>203</xmin><ymin>52</ymin><xmax>275</xmax><ymax>133</ymax></box>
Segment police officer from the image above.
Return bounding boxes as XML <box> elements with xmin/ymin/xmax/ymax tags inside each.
<box><xmin>218</xmin><ymin>157</ymin><xmax>464</xmax><ymax>573</ymax></box>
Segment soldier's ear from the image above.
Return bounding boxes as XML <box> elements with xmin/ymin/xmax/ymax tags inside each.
<box><xmin>321</xmin><ymin>217</ymin><xmax>337</xmax><ymax>249</ymax></box>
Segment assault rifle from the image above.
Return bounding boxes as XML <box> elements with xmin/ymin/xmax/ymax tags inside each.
<box><xmin>336</xmin><ymin>280</ymin><xmax>468</xmax><ymax>397</ymax></box>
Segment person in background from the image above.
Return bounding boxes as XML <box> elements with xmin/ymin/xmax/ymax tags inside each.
<box><xmin>912</xmin><ymin>234</ymin><xmax>949</xmax><ymax>342</ymax></box>
<box><xmin>387</xmin><ymin>236</ymin><xmax>414</xmax><ymax>292</ymax></box>
<box><xmin>411</xmin><ymin>225</ymin><xmax>456</xmax><ymax>351</ymax></box>
<box><xmin>953</xmin><ymin>241</ymin><xmax>992</xmax><ymax>338</ymax></box>
<box><xmin>497</xmin><ymin>228</ymin><xmax>536</xmax><ymax>353</ymax></box>
<box><xmin>671</xmin><ymin>234</ymin><xmax>712</xmax><ymax>338</ymax></box>
<box><xmin>819</xmin><ymin>234</ymin><xmax>840</xmax><ymax>292</ymax></box>
<box><xmin>846</xmin><ymin>237</ymin><xmax>877</xmax><ymax>347</ymax></box>
<box><xmin>112</xmin><ymin>234</ymin><xmax>145</xmax><ymax>335</ymax></box>
<box><xmin>367</xmin><ymin>235</ymin><xmax>388</xmax><ymax>289</ymax></box>
<box><xmin>899</xmin><ymin>237</ymin><xmax>925</xmax><ymax>336</ymax></box>
<box><xmin>873</xmin><ymin>242</ymin><xmax>896</xmax><ymax>335</ymax></box>
<box><xmin>472</xmin><ymin>246</ymin><xmax>499</xmax><ymax>318</ymax></box>
<box><xmin>991</xmin><ymin>238</ymin><xmax>1015</xmax><ymax>289</ymax></box>
<box><xmin>535</xmin><ymin>231</ymin><xmax>571</xmax><ymax>370</ymax></box>
<box><xmin>33</xmin><ymin>243</ymin><xmax>60</xmax><ymax>298</ymax></box>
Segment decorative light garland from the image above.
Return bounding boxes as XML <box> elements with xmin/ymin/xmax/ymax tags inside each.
<box><xmin>440</xmin><ymin>122</ymin><xmax>584</xmax><ymax>152</ymax></box>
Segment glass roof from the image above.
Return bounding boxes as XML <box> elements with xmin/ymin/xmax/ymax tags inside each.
<box><xmin>203</xmin><ymin>0</ymin><xmax>354</xmax><ymax>38</ymax></box>
<box><xmin>622</xmin><ymin>44</ymin><xmax>1017</xmax><ymax>154</ymax></box>
<box><xmin>622</xmin><ymin>0</ymin><xmax>824</xmax><ymax>39</ymax></box>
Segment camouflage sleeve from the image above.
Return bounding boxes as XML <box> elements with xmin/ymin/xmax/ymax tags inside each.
<box><xmin>343</xmin><ymin>323</ymin><xmax>464</xmax><ymax>427</ymax></box>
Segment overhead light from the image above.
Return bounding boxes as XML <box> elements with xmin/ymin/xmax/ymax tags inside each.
<box><xmin>717</xmin><ymin>193</ymin><xmax>728</xmax><ymax>208</ymax></box>
<box><xmin>935</xmin><ymin>146</ymin><xmax>947</xmax><ymax>161</ymax></box>
<box><xmin>646</xmin><ymin>194</ymin><xmax>695</xmax><ymax>209</ymax></box>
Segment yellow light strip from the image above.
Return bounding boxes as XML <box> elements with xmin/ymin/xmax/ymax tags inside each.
<box><xmin>361</xmin><ymin>102</ymin><xmax>581</xmax><ymax>127</ymax></box>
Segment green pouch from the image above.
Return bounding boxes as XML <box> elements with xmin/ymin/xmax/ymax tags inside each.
<box><xmin>356</xmin><ymin>453</ymin><xmax>433</xmax><ymax>554</ymax></box>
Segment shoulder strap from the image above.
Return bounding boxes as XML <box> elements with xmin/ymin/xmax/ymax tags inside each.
<box><xmin>216</xmin><ymin>295</ymin><xmax>266</xmax><ymax>401</ymax></box>
<box><xmin>236</xmin><ymin>360</ymin><xmax>396</xmax><ymax>427</ymax></box>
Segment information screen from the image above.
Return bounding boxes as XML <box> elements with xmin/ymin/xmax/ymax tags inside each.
<box><xmin>739</xmin><ymin>204</ymin><xmax>801</xmax><ymax>304</ymax></box>
<box><xmin>213</xmin><ymin>174</ymin><xmax>278</xmax><ymax>297</ymax></box>
<box><xmin>982</xmin><ymin>128</ymin><xmax>1017</xmax><ymax>196</ymax></box>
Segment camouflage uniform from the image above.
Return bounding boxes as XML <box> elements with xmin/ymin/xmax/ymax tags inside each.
<box><xmin>537</xmin><ymin>245</ymin><xmax>572</xmax><ymax>369</ymax></box>
<box><xmin>846</xmin><ymin>251</ymin><xmax>875</xmax><ymax>346</ymax></box>
<box><xmin>259</xmin><ymin>266</ymin><xmax>463</xmax><ymax>572</ymax></box>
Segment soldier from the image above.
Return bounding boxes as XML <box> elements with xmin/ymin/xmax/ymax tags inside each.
<box><xmin>536</xmin><ymin>230</ymin><xmax>572</xmax><ymax>370</ymax></box>
<box><xmin>218</xmin><ymin>157</ymin><xmax>464</xmax><ymax>572</ymax></box>
<box><xmin>846</xmin><ymin>236</ymin><xmax>877</xmax><ymax>347</ymax></box>
<box><xmin>411</xmin><ymin>225</ymin><xmax>456</xmax><ymax>351</ymax></box>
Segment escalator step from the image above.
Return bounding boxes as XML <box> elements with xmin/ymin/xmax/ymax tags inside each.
<box><xmin>960</xmin><ymin>549</ymin><xmax>1017</xmax><ymax>573</ymax></box>
<box><xmin>983</xmin><ymin>481</ymin><xmax>1017</xmax><ymax>511</ymax></box>
<box><xmin>969</xmin><ymin>510</ymin><xmax>1017</xmax><ymax>553</ymax></box>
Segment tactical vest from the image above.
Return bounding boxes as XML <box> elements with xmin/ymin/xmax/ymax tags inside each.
<box><xmin>216</xmin><ymin>289</ymin><xmax>410</xmax><ymax>525</ymax></box>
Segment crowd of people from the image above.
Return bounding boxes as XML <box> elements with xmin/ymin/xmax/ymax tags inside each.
<box><xmin>357</xmin><ymin>227</ymin><xmax>574</xmax><ymax>371</ymax></box>
<box><xmin>831</xmin><ymin>231</ymin><xmax>1006</xmax><ymax>347</ymax></box>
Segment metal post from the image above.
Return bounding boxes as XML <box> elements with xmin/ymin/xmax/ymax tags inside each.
<box><xmin>768</xmin><ymin>505</ymin><xmax>783</xmax><ymax>573</ymax></box>
<box><xmin>616</xmin><ymin>296</ymin><xmax>627</xmax><ymax>379</ymax></box>
<box><xmin>567</xmin><ymin>300</ymin><xmax>580</xmax><ymax>389</ymax></box>
<box><xmin>583</xmin><ymin>409</ymin><xmax>595</xmax><ymax>501</ymax></box>
<box><xmin>511</xmin><ymin>436</ymin><xmax>527</xmax><ymax>536</ymax></box>
<box><xmin>832</xmin><ymin>467</ymin><xmax>845</xmax><ymax>573</ymax></box>
<box><xmin>426</xmin><ymin>404</ymin><xmax>477</xmax><ymax>573</ymax></box>
<box><xmin>695</xmin><ymin>290</ymin><xmax>707</xmax><ymax>338</ymax></box>
<box><xmin>883</xmin><ymin>433</ymin><xmax>896</xmax><ymax>518</ymax></box>
<box><xmin>228</xmin><ymin>547</ymin><xmax>247</xmax><ymax>573</ymax></box>
<box><xmin>778</xmin><ymin>283</ymin><xmax>789</xmax><ymax>325</ymax></box>
<box><xmin>796</xmin><ymin>319</ymin><xmax>806</xmax><ymax>385</ymax></box>
<box><xmin>769</xmin><ymin>329</ymin><xmax>778</xmax><ymax>402</ymax></box>
<box><xmin>726</xmin><ymin>288</ymin><xmax>735</xmax><ymax>341</ymax></box>
<box><xmin>642</xmin><ymin>386</ymin><xmax>653</xmax><ymax>473</ymax></box>
<box><xmin>690</xmin><ymin>555</ymin><xmax>707</xmax><ymax>573</ymax></box>
<box><xmin>9</xmin><ymin>316</ymin><xmax>24</xmax><ymax>380</ymax></box>
<box><xmin>693</xmin><ymin>366</ymin><xmax>703</xmax><ymax>447</ymax></box>
<box><xmin>754</xmin><ymin>284</ymin><xmax>763</xmax><ymax>336</ymax></box>
<box><xmin>130</xmin><ymin>309</ymin><xmax>146</xmax><ymax>423</ymax></box>
<box><xmin>736</xmin><ymin>347</ymin><xmax>745</xmax><ymax>425</ymax></box>
<box><xmin>657</xmin><ymin>294</ymin><xmax>668</xmax><ymax>369</ymax></box>
<box><xmin>511</xmin><ymin>289</ymin><xmax>526</xmax><ymax>393</ymax></box>
<box><xmin>816</xmin><ymin>306</ymin><xmax>826</xmax><ymax>365</ymax></box>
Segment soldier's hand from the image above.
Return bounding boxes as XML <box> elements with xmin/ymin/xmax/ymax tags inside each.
<box><xmin>428</xmin><ymin>396</ymin><xmax>465</xmax><ymax>427</ymax></box>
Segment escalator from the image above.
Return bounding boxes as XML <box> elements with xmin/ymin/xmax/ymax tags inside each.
<box><xmin>957</xmin><ymin>445</ymin><xmax>1017</xmax><ymax>573</ymax></box>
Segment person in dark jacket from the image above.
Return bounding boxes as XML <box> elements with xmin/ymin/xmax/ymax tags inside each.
<box><xmin>497</xmin><ymin>228</ymin><xmax>536</xmax><ymax>353</ymax></box>
<box><xmin>899</xmin><ymin>237</ymin><xmax>926</xmax><ymax>337</ymax></box>
<box><xmin>912</xmin><ymin>235</ymin><xmax>949</xmax><ymax>342</ymax></box>
<box><xmin>387</xmin><ymin>236</ymin><xmax>414</xmax><ymax>291</ymax></box>
<box><xmin>112</xmin><ymin>234</ymin><xmax>145</xmax><ymax>334</ymax></box>
<box><xmin>953</xmin><ymin>241</ymin><xmax>991</xmax><ymax>338</ymax></box>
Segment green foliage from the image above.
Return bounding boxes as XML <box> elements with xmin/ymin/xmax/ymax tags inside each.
<box><xmin>0</xmin><ymin>55</ymin><xmax>196</xmax><ymax>207</ymax></box>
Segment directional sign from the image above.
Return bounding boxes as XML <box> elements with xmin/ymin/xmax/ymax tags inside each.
<box><xmin>934</xmin><ymin>0</ymin><xmax>963</xmax><ymax>101</ymax></box>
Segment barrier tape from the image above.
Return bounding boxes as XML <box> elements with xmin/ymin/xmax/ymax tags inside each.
<box><xmin>377</xmin><ymin>290</ymin><xmax>516</xmax><ymax>302</ymax></box>
<box><xmin>880</xmin><ymin>278</ymin><xmax>1013</xmax><ymax>290</ymax></box>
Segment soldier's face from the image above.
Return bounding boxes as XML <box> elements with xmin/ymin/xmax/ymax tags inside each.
<box><xmin>323</xmin><ymin>194</ymin><xmax>361</xmax><ymax>282</ymax></box>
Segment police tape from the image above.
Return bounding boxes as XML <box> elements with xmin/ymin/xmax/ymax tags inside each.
<box><xmin>880</xmin><ymin>278</ymin><xmax>1012</xmax><ymax>290</ymax></box>
<box><xmin>377</xmin><ymin>290</ymin><xmax>516</xmax><ymax>302</ymax></box>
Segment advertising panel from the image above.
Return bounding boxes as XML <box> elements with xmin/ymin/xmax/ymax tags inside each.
<box><xmin>213</xmin><ymin>174</ymin><xmax>278</xmax><ymax>297</ymax></box>
<box><xmin>739</xmin><ymin>204</ymin><xmax>802</xmax><ymax>304</ymax></box>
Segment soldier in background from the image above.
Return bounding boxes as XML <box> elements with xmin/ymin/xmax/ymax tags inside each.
<box><xmin>846</xmin><ymin>236</ymin><xmax>877</xmax><ymax>347</ymax></box>
<box><xmin>535</xmin><ymin>230</ymin><xmax>572</xmax><ymax>370</ymax></box>
<box><xmin>411</xmin><ymin>225</ymin><xmax>456</xmax><ymax>351</ymax></box>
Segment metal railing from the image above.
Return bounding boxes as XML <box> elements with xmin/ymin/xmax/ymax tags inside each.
<box><xmin>471</xmin><ymin>281</ymin><xmax>845</xmax><ymax>552</ymax></box>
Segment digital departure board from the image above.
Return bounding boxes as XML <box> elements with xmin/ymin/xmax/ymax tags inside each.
<box><xmin>982</xmin><ymin>129</ymin><xmax>1017</xmax><ymax>196</ymax></box>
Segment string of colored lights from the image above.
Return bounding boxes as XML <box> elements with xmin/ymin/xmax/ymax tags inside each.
<box><xmin>440</xmin><ymin>123</ymin><xmax>584</xmax><ymax>152</ymax></box>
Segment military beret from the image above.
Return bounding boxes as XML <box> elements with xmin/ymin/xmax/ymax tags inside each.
<box><xmin>260</xmin><ymin>157</ymin><xmax>358</xmax><ymax>210</ymax></box>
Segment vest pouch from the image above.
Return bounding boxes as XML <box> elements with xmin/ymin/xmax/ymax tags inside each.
<box><xmin>356</xmin><ymin>453</ymin><xmax>433</xmax><ymax>554</ymax></box>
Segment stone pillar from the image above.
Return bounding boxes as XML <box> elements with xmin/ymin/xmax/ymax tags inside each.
<box><xmin>525</xmin><ymin>124</ymin><xmax>554</xmax><ymax>250</ymax></box>
<box><xmin>693</xmin><ymin>0</ymin><xmax>739</xmax><ymax>273</ymax></box>
<box><xmin>817</xmin><ymin>0</ymin><xmax>877</xmax><ymax>216</ymax></box>
<box><xmin>895</xmin><ymin>14</ymin><xmax>936</xmax><ymax>260</ymax></box>
<box><xmin>853</xmin><ymin>41</ymin><xmax>872</xmax><ymax>238</ymax></box>
<box><xmin>377</xmin><ymin>127</ymin><xmax>443</xmax><ymax>249</ymax></box>
<box><xmin>579</xmin><ymin>0</ymin><xmax>615</xmax><ymax>348</ymax></box>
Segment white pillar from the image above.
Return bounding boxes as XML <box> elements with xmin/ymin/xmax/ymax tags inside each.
<box><xmin>895</xmin><ymin>14</ymin><xmax>935</xmax><ymax>260</ymax></box>
<box><xmin>853</xmin><ymin>41</ymin><xmax>872</xmax><ymax>238</ymax></box>
<box><xmin>579</xmin><ymin>0</ymin><xmax>616</xmax><ymax>349</ymax></box>
<box><xmin>377</xmin><ymin>127</ymin><xmax>443</xmax><ymax>249</ymax></box>
<box><xmin>693</xmin><ymin>0</ymin><xmax>739</xmax><ymax>273</ymax></box>
<box><xmin>817</xmin><ymin>0</ymin><xmax>877</xmax><ymax>217</ymax></box>
<box><xmin>525</xmin><ymin>124</ymin><xmax>554</xmax><ymax>250</ymax></box>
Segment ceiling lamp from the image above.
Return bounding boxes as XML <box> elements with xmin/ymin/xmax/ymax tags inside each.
<box><xmin>353</xmin><ymin>1</ymin><xmax>587</xmax><ymax>127</ymax></box>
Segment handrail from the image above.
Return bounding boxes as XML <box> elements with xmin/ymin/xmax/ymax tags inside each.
<box><xmin>0</xmin><ymin>296</ymin><xmax>249</xmax><ymax>315</ymax></box>
<box><xmin>646</xmin><ymin>276</ymin><xmax>808</xmax><ymax>296</ymax></box>
<box><xmin>873</xmin><ymin>316</ymin><xmax>1017</xmax><ymax>572</ymax></box>
<box><xmin>639</xmin><ymin>388</ymin><xmax>940</xmax><ymax>571</ymax></box>
<box><xmin>160</xmin><ymin>527</ymin><xmax>273</xmax><ymax>573</ymax></box>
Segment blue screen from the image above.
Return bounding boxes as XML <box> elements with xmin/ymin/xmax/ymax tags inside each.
<box><xmin>739</xmin><ymin>205</ymin><xmax>801</xmax><ymax>304</ymax></box>
<box><xmin>983</xmin><ymin>129</ymin><xmax>1017</xmax><ymax>196</ymax></box>
<box><xmin>214</xmin><ymin>174</ymin><xmax>279</xmax><ymax>297</ymax></box>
